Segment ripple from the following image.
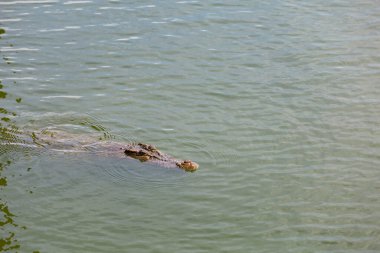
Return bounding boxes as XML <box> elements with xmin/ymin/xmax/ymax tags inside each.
<box><xmin>64</xmin><ymin>26</ymin><xmax>81</xmax><ymax>29</ymax></box>
<box><xmin>16</xmin><ymin>112</ymin><xmax>114</xmax><ymax>140</ymax></box>
<box><xmin>0</xmin><ymin>0</ymin><xmax>58</xmax><ymax>5</ymax></box>
<box><xmin>63</xmin><ymin>0</ymin><xmax>92</xmax><ymax>4</ymax></box>
<box><xmin>116</xmin><ymin>36</ymin><xmax>140</xmax><ymax>41</ymax></box>
<box><xmin>136</xmin><ymin>5</ymin><xmax>155</xmax><ymax>9</ymax></box>
<box><xmin>176</xmin><ymin>1</ymin><xmax>199</xmax><ymax>4</ymax></box>
<box><xmin>98</xmin><ymin>6</ymin><xmax>127</xmax><ymax>10</ymax></box>
<box><xmin>41</xmin><ymin>95</ymin><xmax>83</xmax><ymax>99</ymax></box>
<box><xmin>102</xmin><ymin>158</ymin><xmax>188</xmax><ymax>187</ymax></box>
<box><xmin>0</xmin><ymin>18</ymin><xmax>22</xmax><ymax>22</ymax></box>
<box><xmin>0</xmin><ymin>47</ymin><xmax>39</xmax><ymax>51</ymax></box>
<box><xmin>5</xmin><ymin>77</ymin><xmax>37</xmax><ymax>80</ymax></box>
<box><xmin>39</xmin><ymin>28</ymin><xmax>66</xmax><ymax>32</ymax></box>
<box><xmin>180</xmin><ymin>141</ymin><xmax>217</xmax><ymax>168</ymax></box>
<box><xmin>152</xmin><ymin>21</ymin><xmax>167</xmax><ymax>24</ymax></box>
<box><xmin>102</xmin><ymin>23</ymin><xmax>119</xmax><ymax>27</ymax></box>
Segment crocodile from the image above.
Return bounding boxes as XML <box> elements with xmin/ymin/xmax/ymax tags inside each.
<box><xmin>4</xmin><ymin>129</ymin><xmax>199</xmax><ymax>172</ymax></box>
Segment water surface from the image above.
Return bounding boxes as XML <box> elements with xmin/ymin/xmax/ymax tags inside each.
<box><xmin>1</xmin><ymin>0</ymin><xmax>380</xmax><ymax>252</ymax></box>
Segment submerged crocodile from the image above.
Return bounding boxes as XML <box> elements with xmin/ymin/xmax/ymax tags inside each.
<box><xmin>5</xmin><ymin>129</ymin><xmax>199</xmax><ymax>172</ymax></box>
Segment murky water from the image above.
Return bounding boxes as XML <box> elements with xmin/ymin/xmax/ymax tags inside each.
<box><xmin>1</xmin><ymin>0</ymin><xmax>380</xmax><ymax>252</ymax></box>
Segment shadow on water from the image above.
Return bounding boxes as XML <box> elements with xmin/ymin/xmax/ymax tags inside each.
<box><xmin>0</xmin><ymin>27</ymin><xmax>40</xmax><ymax>253</ymax></box>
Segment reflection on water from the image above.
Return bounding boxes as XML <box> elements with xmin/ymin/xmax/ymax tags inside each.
<box><xmin>0</xmin><ymin>27</ymin><xmax>21</xmax><ymax>253</ymax></box>
<box><xmin>0</xmin><ymin>30</ymin><xmax>24</xmax><ymax>152</ymax></box>
<box><xmin>0</xmin><ymin>161</ymin><xmax>21</xmax><ymax>252</ymax></box>
<box><xmin>0</xmin><ymin>27</ymin><xmax>40</xmax><ymax>253</ymax></box>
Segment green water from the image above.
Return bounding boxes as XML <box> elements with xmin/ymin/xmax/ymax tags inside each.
<box><xmin>1</xmin><ymin>0</ymin><xmax>380</xmax><ymax>252</ymax></box>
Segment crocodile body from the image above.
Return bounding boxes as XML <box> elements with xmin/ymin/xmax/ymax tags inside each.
<box><xmin>26</xmin><ymin>130</ymin><xmax>199</xmax><ymax>172</ymax></box>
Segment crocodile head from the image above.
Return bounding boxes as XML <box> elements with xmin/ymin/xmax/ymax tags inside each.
<box><xmin>176</xmin><ymin>160</ymin><xmax>199</xmax><ymax>172</ymax></box>
<box><xmin>124</xmin><ymin>143</ymin><xmax>199</xmax><ymax>171</ymax></box>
